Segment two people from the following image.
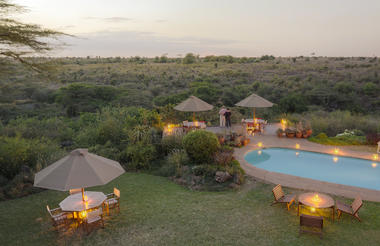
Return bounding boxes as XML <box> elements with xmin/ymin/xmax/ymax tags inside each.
<box><xmin>219</xmin><ymin>106</ymin><xmax>232</xmax><ymax>128</ymax></box>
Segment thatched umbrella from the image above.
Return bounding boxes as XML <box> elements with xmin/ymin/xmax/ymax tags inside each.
<box><xmin>174</xmin><ymin>95</ymin><xmax>213</xmax><ymax>120</ymax></box>
<box><xmin>34</xmin><ymin>149</ymin><xmax>125</xmax><ymax>201</ymax></box>
<box><xmin>235</xmin><ymin>93</ymin><xmax>273</xmax><ymax>119</ymax></box>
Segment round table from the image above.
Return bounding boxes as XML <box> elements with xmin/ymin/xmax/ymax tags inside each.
<box><xmin>59</xmin><ymin>191</ymin><xmax>106</xmax><ymax>212</ymax></box>
<box><xmin>297</xmin><ymin>192</ymin><xmax>335</xmax><ymax>221</ymax></box>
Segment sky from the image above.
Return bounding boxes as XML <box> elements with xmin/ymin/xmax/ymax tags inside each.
<box><xmin>13</xmin><ymin>0</ymin><xmax>380</xmax><ymax>57</ymax></box>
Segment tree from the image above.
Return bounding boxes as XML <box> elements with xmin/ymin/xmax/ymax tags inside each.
<box><xmin>182</xmin><ymin>53</ymin><xmax>196</xmax><ymax>64</ymax></box>
<box><xmin>0</xmin><ymin>0</ymin><xmax>67</xmax><ymax>73</ymax></box>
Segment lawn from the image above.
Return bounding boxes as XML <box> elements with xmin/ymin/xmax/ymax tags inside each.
<box><xmin>1</xmin><ymin>173</ymin><xmax>379</xmax><ymax>246</ymax></box>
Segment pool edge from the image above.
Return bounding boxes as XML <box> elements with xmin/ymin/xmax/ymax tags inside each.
<box><xmin>234</xmin><ymin>146</ymin><xmax>380</xmax><ymax>202</ymax></box>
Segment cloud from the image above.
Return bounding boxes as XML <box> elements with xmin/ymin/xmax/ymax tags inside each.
<box><xmin>56</xmin><ymin>30</ymin><xmax>246</xmax><ymax>57</ymax></box>
<box><xmin>84</xmin><ymin>16</ymin><xmax>133</xmax><ymax>23</ymax></box>
<box><xmin>155</xmin><ymin>19</ymin><xmax>167</xmax><ymax>23</ymax></box>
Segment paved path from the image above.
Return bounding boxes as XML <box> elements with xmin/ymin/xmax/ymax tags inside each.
<box><xmin>216</xmin><ymin>124</ymin><xmax>380</xmax><ymax>202</ymax></box>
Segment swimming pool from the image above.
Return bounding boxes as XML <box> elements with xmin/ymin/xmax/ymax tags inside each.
<box><xmin>245</xmin><ymin>148</ymin><xmax>380</xmax><ymax>191</ymax></box>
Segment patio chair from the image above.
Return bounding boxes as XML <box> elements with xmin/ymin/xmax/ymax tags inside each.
<box><xmin>69</xmin><ymin>188</ymin><xmax>81</xmax><ymax>195</ymax></box>
<box><xmin>336</xmin><ymin>196</ymin><xmax>363</xmax><ymax>222</ymax></box>
<box><xmin>84</xmin><ymin>207</ymin><xmax>104</xmax><ymax>234</ymax></box>
<box><xmin>104</xmin><ymin>187</ymin><xmax>120</xmax><ymax>215</ymax></box>
<box><xmin>271</xmin><ymin>184</ymin><xmax>296</xmax><ymax>210</ymax></box>
<box><xmin>46</xmin><ymin>205</ymin><xmax>69</xmax><ymax>231</ymax></box>
<box><xmin>299</xmin><ymin>214</ymin><xmax>323</xmax><ymax>238</ymax></box>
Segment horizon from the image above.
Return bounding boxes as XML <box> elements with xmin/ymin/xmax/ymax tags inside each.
<box><xmin>13</xmin><ymin>0</ymin><xmax>380</xmax><ymax>57</ymax></box>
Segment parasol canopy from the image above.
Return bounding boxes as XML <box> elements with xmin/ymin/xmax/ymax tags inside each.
<box><xmin>174</xmin><ymin>95</ymin><xmax>213</xmax><ymax>112</ymax></box>
<box><xmin>235</xmin><ymin>93</ymin><xmax>273</xmax><ymax>108</ymax></box>
<box><xmin>34</xmin><ymin>149</ymin><xmax>125</xmax><ymax>191</ymax></box>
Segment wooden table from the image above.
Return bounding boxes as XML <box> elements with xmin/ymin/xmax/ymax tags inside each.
<box><xmin>60</xmin><ymin>191</ymin><xmax>106</xmax><ymax>217</ymax></box>
<box><xmin>297</xmin><ymin>192</ymin><xmax>335</xmax><ymax>221</ymax></box>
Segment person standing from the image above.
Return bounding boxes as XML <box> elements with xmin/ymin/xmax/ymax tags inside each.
<box><xmin>219</xmin><ymin>106</ymin><xmax>226</xmax><ymax>127</ymax></box>
<box><xmin>224</xmin><ymin>108</ymin><xmax>232</xmax><ymax>128</ymax></box>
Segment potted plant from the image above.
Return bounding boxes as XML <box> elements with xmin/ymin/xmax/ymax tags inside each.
<box><xmin>276</xmin><ymin>128</ymin><xmax>284</xmax><ymax>137</ymax></box>
<box><xmin>243</xmin><ymin>137</ymin><xmax>250</xmax><ymax>145</ymax></box>
<box><xmin>296</xmin><ymin>122</ymin><xmax>303</xmax><ymax>138</ymax></box>
<box><xmin>285</xmin><ymin>128</ymin><xmax>296</xmax><ymax>138</ymax></box>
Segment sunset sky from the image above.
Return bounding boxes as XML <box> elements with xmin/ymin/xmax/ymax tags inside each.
<box><xmin>14</xmin><ymin>0</ymin><xmax>380</xmax><ymax>57</ymax></box>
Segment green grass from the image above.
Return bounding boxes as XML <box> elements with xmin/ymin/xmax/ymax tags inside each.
<box><xmin>1</xmin><ymin>173</ymin><xmax>380</xmax><ymax>246</ymax></box>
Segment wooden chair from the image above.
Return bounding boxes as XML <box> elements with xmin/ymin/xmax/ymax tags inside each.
<box><xmin>336</xmin><ymin>196</ymin><xmax>363</xmax><ymax>222</ymax></box>
<box><xmin>84</xmin><ymin>207</ymin><xmax>104</xmax><ymax>234</ymax></box>
<box><xmin>299</xmin><ymin>214</ymin><xmax>323</xmax><ymax>238</ymax></box>
<box><xmin>47</xmin><ymin>205</ymin><xmax>69</xmax><ymax>232</ymax></box>
<box><xmin>271</xmin><ymin>184</ymin><xmax>296</xmax><ymax>210</ymax></box>
<box><xmin>104</xmin><ymin>187</ymin><xmax>120</xmax><ymax>215</ymax></box>
<box><xmin>69</xmin><ymin>188</ymin><xmax>81</xmax><ymax>195</ymax></box>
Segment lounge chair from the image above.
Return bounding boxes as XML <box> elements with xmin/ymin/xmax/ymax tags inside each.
<box><xmin>271</xmin><ymin>184</ymin><xmax>296</xmax><ymax>210</ymax></box>
<box><xmin>69</xmin><ymin>188</ymin><xmax>81</xmax><ymax>195</ymax></box>
<box><xmin>84</xmin><ymin>207</ymin><xmax>104</xmax><ymax>234</ymax></box>
<box><xmin>336</xmin><ymin>196</ymin><xmax>363</xmax><ymax>222</ymax></box>
<box><xmin>104</xmin><ymin>187</ymin><xmax>120</xmax><ymax>215</ymax></box>
<box><xmin>46</xmin><ymin>205</ymin><xmax>69</xmax><ymax>231</ymax></box>
<box><xmin>299</xmin><ymin>214</ymin><xmax>323</xmax><ymax>238</ymax></box>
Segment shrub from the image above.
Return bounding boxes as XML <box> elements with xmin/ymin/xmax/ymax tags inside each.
<box><xmin>161</xmin><ymin>135</ymin><xmax>184</xmax><ymax>155</ymax></box>
<box><xmin>0</xmin><ymin>136</ymin><xmax>64</xmax><ymax>180</ymax></box>
<box><xmin>183</xmin><ymin>130</ymin><xmax>220</xmax><ymax>163</ymax></box>
<box><xmin>122</xmin><ymin>142</ymin><xmax>156</xmax><ymax>170</ymax></box>
<box><xmin>166</xmin><ymin>149</ymin><xmax>189</xmax><ymax>176</ymax></box>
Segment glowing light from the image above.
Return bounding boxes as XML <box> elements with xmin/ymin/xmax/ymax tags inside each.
<box><xmin>295</xmin><ymin>152</ymin><xmax>299</xmax><ymax>157</ymax></box>
<box><xmin>257</xmin><ymin>142</ymin><xmax>263</xmax><ymax>148</ymax></box>
<box><xmin>84</xmin><ymin>195</ymin><xmax>88</xmax><ymax>201</ymax></box>
<box><xmin>310</xmin><ymin>207</ymin><xmax>316</xmax><ymax>212</ymax></box>
<box><xmin>80</xmin><ymin>210</ymin><xmax>87</xmax><ymax>218</ymax></box>
<box><xmin>295</xmin><ymin>143</ymin><xmax>300</xmax><ymax>149</ymax></box>
<box><xmin>258</xmin><ymin>150</ymin><xmax>262</xmax><ymax>155</ymax></box>
<box><xmin>372</xmin><ymin>163</ymin><xmax>378</xmax><ymax>168</ymax></box>
<box><xmin>311</xmin><ymin>194</ymin><xmax>321</xmax><ymax>203</ymax></box>
<box><xmin>334</xmin><ymin>148</ymin><xmax>340</xmax><ymax>155</ymax></box>
<box><xmin>373</xmin><ymin>154</ymin><xmax>379</xmax><ymax>161</ymax></box>
<box><xmin>333</xmin><ymin>157</ymin><xmax>339</xmax><ymax>163</ymax></box>
<box><xmin>281</xmin><ymin>119</ymin><xmax>287</xmax><ymax>130</ymax></box>
<box><xmin>194</xmin><ymin>121</ymin><xmax>199</xmax><ymax>127</ymax></box>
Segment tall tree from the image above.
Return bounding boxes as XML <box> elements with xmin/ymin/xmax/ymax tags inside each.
<box><xmin>0</xmin><ymin>0</ymin><xmax>67</xmax><ymax>73</ymax></box>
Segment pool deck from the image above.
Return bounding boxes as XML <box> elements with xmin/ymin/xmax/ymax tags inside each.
<box><xmin>210</xmin><ymin>124</ymin><xmax>380</xmax><ymax>202</ymax></box>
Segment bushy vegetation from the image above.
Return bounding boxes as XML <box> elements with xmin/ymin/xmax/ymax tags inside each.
<box><xmin>183</xmin><ymin>130</ymin><xmax>220</xmax><ymax>163</ymax></box>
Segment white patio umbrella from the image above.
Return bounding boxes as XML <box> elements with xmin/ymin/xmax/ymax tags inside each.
<box><xmin>235</xmin><ymin>93</ymin><xmax>273</xmax><ymax>119</ymax></box>
<box><xmin>34</xmin><ymin>148</ymin><xmax>125</xmax><ymax>201</ymax></box>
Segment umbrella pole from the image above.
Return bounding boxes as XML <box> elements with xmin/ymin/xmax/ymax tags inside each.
<box><xmin>82</xmin><ymin>188</ymin><xmax>85</xmax><ymax>201</ymax></box>
<box><xmin>193</xmin><ymin>112</ymin><xmax>195</xmax><ymax>122</ymax></box>
<box><xmin>253</xmin><ymin>108</ymin><xmax>256</xmax><ymax>120</ymax></box>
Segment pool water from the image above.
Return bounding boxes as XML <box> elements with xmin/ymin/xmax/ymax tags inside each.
<box><xmin>245</xmin><ymin>148</ymin><xmax>380</xmax><ymax>191</ymax></box>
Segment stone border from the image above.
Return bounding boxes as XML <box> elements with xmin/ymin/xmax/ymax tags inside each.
<box><xmin>234</xmin><ymin>145</ymin><xmax>380</xmax><ymax>202</ymax></box>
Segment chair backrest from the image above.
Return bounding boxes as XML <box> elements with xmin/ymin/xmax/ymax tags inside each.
<box><xmin>272</xmin><ymin>184</ymin><xmax>284</xmax><ymax>201</ymax></box>
<box><xmin>351</xmin><ymin>196</ymin><xmax>363</xmax><ymax>215</ymax></box>
<box><xmin>114</xmin><ymin>187</ymin><xmax>120</xmax><ymax>198</ymax></box>
<box><xmin>69</xmin><ymin>188</ymin><xmax>81</xmax><ymax>195</ymax></box>
<box><xmin>87</xmin><ymin>208</ymin><xmax>102</xmax><ymax>220</ymax></box>
<box><xmin>46</xmin><ymin>205</ymin><xmax>53</xmax><ymax>217</ymax></box>
<box><xmin>300</xmin><ymin>214</ymin><xmax>323</xmax><ymax>229</ymax></box>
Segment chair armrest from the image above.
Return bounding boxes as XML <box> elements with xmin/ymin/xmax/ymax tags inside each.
<box><xmin>106</xmin><ymin>193</ymin><xmax>115</xmax><ymax>198</ymax></box>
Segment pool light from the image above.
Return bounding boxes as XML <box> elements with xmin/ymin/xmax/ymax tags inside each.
<box><xmin>333</xmin><ymin>157</ymin><xmax>339</xmax><ymax>163</ymax></box>
<box><xmin>334</xmin><ymin>148</ymin><xmax>340</xmax><ymax>155</ymax></box>
<box><xmin>258</xmin><ymin>150</ymin><xmax>262</xmax><ymax>155</ymax></box>
<box><xmin>373</xmin><ymin>154</ymin><xmax>379</xmax><ymax>161</ymax></box>
<box><xmin>372</xmin><ymin>163</ymin><xmax>378</xmax><ymax>168</ymax></box>
<box><xmin>295</xmin><ymin>152</ymin><xmax>299</xmax><ymax>157</ymax></box>
<box><xmin>295</xmin><ymin>143</ymin><xmax>300</xmax><ymax>149</ymax></box>
<box><xmin>257</xmin><ymin>142</ymin><xmax>263</xmax><ymax>148</ymax></box>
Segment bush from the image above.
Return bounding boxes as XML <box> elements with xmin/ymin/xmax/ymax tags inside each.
<box><xmin>161</xmin><ymin>135</ymin><xmax>184</xmax><ymax>155</ymax></box>
<box><xmin>122</xmin><ymin>142</ymin><xmax>156</xmax><ymax>170</ymax></box>
<box><xmin>183</xmin><ymin>130</ymin><xmax>220</xmax><ymax>163</ymax></box>
<box><xmin>0</xmin><ymin>136</ymin><xmax>64</xmax><ymax>180</ymax></box>
<box><xmin>166</xmin><ymin>149</ymin><xmax>189</xmax><ymax>176</ymax></box>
